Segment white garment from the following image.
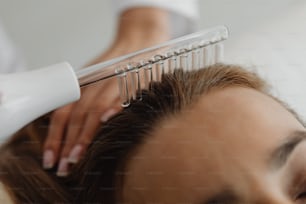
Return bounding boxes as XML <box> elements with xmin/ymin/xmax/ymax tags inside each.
<box><xmin>0</xmin><ymin>22</ymin><xmax>25</xmax><ymax>73</ymax></box>
<box><xmin>112</xmin><ymin>0</ymin><xmax>199</xmax><ymax>38</ymax></box>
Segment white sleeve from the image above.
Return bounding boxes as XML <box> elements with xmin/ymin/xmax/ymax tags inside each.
<box><xmin>0</xmin><ymin>22</ymin><xmax>26</xmax><ymax>73</ymax></box>
<box><xmin>112</xmin><ymin>0</ymin><xmax>199</xmax><ymax>38</ymax></box>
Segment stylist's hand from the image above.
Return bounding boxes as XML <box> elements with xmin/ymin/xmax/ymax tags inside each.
<box><xmin>42</xmin><ymin>8</ymin><xmax>170</xmax><ymax>176</ymax></box>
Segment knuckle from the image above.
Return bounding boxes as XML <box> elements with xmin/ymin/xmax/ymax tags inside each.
<box><xmin>94</xmin><ymin>103</ymin><xmax>107</xmax><ymax>112</ymax></box>
<box><xmin>70</xmin><ymin>111</ymin><xmax>85</xmax><ymax>123</ymax></box>
<box><xmin>52</xmin><ymin>110</ymin><xmax>68</xmax><ymax>120</ymax></box>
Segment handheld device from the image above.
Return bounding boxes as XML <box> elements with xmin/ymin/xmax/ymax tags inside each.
<box><xmin>0</xmin><ymin>26</ymin><xmax>229</xmax><ymax>139</ymax></box>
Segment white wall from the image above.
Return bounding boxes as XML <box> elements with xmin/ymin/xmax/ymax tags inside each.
<box><xmin>0</xmin><ymin>0</ymin><xmax>115</xmax><ymax>69</ymax></box>
<box><xmin>0</xmin><ymin>0</ymin><xmax>295</xmax><ymax>69</ymax></box>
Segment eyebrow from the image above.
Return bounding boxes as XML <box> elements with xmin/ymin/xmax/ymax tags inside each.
<box><xmin>201</xmin><ymin>131</ymin><xmax>306</xmax><ymax>204</ymax></box>
<box><xmin>201</xmin><ymin>189</ymin><xmax>239</xmax><ymax>204</ymax></box>
<box><xmin>270</xmin><ymin>130</ymin><xmax>306</xmax><ymax>169</ymax></box>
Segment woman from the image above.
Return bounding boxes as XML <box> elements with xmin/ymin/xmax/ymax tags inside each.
<box><xmin>0</xmin><ymin>64</ymin><xmax>305</xmax><ymax>203</ymax></box>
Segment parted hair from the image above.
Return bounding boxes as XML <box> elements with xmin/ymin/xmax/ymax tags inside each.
<box><xmin>0</xmin><ymin>64</ymin><xmax>295</xmax><ymax>203</ymax></box>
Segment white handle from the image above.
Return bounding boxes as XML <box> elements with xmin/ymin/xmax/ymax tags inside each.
<box><xmin>0</xmin><ymin>62</ymin><xmax>80</xmax><ymax>141</ymax></box>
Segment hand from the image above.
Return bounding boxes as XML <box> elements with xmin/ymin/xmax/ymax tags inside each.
<box><xmin>42</xmin><ymin>7</ymin><xmax>170</xmax><ymax>176</ymax></box>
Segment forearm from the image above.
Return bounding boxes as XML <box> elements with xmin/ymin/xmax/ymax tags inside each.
<box><xmin>88</xmin><ymin>7</ymin><xmax>170</xmax><ymax>65</ymax></box>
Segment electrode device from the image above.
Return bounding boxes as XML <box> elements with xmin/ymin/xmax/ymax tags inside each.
<box><xmin>0</xmin><ymin>26</ymin><xmax>229</xmax><ymax>139</ymax></box>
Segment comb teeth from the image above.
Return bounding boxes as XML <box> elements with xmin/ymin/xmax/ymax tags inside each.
<box><xmin>116</xmin><ymin>42</ymin><xmax>225</xmax><ymax>107</ymax></box>
<box><xmin>76</xmin><ymin>26</ymin><xmax>229</xmax><ymax>107</ymax></box>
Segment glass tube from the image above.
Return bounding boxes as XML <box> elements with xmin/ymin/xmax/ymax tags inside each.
<box><xmin>76</xmin><ymin>26</ymin><xmax>229</xmax><ymax>87</ymax></box>
<box><xmin>76</xmin><ymin>26</ymin><xmax>229</xmax><ymax>107</ymax></box>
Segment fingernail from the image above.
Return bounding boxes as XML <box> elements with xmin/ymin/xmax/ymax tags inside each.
<box><xmin>57</xmin><ymin>158</ymin><xmax>69</xmax><ymax>177</ymax></box>
<box><xmin>101</xmin><ymin>109</ymin><xmax>117</xmax><ymax>122</ymax></box>
<box><xmin>43</xmin><ymin>150</ymin><xmax>55</xmax><ymax>169</ymax></box>
<box><xmin>68</xmin><ymin>145</ymin><xmax>83</xmax><ymax>164</ymax></box>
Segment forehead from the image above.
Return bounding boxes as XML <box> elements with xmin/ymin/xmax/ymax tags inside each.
<box><xmin>122</xmin><ymin>87</ymin><xmax>304</xmax><ymax>202</ymax></box>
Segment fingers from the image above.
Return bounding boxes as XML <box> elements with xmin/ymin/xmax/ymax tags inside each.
<box><xmin>68</xmin><ymin>112</ymin><xmax>103</xmax><ymax>163</ymax></box>
<box><xmin>55</xmin><ymin>86</ymin><xmax>100</xmax><ymax>176</ymax></box>
<box><xmin>55</xmin><ymin>82</ymin><xmax>121</xmax><ymax>176</ymax></box>
<box><xmin>100</xmin><ymin>108</ymin><xmax>119</xmax><ymax>123</ymax></box>
<box><xmin>43</xmin><ymin>105</ymin><xmax>74</xmax><ymax>169</ymax></box>
<box><xmin>57</xmin><ymin>112</ymin><xmax>96</xmax><ymax>175</ymax></box>
<box><xmin>69</xmin><ymin>106</ymin><xmax>120</xmax><ymax>162</ymax></box>
<box><xmin>42</xmin><ymin>34</ymin><xmax>164</xmax><ymax>174</ymax></box>
<box><xmin>56</xmin><ymin>107</ymin><xmax>119</xmax><ymax>176</ymax></box>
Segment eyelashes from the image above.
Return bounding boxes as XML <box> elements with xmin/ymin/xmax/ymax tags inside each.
<box><xmin>296</xmin><ymin>191</ymin><xmax>306</xmax><ymax>200</ymax></box>
<box><xmin>291</xmin><ymin>171</ymin><xmax>306</xmax><ymax>202</ymax></box>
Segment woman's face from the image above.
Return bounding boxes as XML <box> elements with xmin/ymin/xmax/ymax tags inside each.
<box><xmin>122</xmin><ymin>87</ymin><xmax>306</xmax><ymax>204</ymax></box>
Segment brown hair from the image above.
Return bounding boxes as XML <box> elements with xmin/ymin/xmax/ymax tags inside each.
<box><xmin>0</xmin><ymin>64</ymin><xmax>301</xmax><ymax>203</ymax></box>
<box><xmin>0</xmin><ymin>118</ymin><xmax>71</xmax><ymax>203</ymax></box>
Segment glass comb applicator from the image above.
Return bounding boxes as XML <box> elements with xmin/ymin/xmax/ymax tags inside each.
<box><xmin>0</xmin><ymin>26</ymin><xmax>228</xmax><ymax>139</ymax></box>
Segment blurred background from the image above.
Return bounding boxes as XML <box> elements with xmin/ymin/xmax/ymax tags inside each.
<box><xmin>0</xmin><ymin>0</ymin><xmax>298</xmax><ymax>69</ymax></box>
<box><xmin>1</xmin><ymin>0</ymin><xmax>306</xmax><ymax>117</ymax></box>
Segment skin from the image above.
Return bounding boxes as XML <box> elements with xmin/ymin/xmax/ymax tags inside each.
<box><xmin>43</xmin><ymin>7</ymin><xmax>170</xmax><ymax>176</ymax></box>
<box><xmin>0</xmin><ymin>182</ymin><xmax>13</xmax><ymax>204</ymax></box>
<box><xmin>122</xmin><ymin>87</ymin><xmax>306</xmax><ymax>204</ymax></box>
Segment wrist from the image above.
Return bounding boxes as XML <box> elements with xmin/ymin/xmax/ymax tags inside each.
<box><xmin>115</xmin><ymin>7</ymin><xmax>170</xmax><ymax>46</ymax></box>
